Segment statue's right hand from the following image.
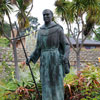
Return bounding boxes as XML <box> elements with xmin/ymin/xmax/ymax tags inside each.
<box><xmin>26</xmin><ymin>57</ymin><xmax>31</xmax><ymax>65</ymax></box>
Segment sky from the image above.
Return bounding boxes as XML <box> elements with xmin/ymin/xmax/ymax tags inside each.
<box><xmin>4</xmin><ymin>0</ymin><xmax>68</xmax><ymax>32</ymax></box>
<box><xmin>31</xmin><ymin>0</ymin><xmax>57</xmax><ymax>25</ymax></box>
<box><xmin>4</xmin><ymin>0</ymin><xmax>56</xmax><ymax>25</ymax></box>
<box><xmin>30</xmin><ymin>0</ymin><xmax>67</xmax><ymax>31</ymax></box>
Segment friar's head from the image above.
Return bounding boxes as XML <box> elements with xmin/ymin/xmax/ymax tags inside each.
<box><xmin>42</xmin><ymin>9</ymin><xmax>53</xmax><ymax>25</ymax></box>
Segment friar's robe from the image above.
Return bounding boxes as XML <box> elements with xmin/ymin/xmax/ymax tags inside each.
<box><xmin>29</xmin><ymin>21</ymin><xmax>70</xmax><ymax>100</ymax></box>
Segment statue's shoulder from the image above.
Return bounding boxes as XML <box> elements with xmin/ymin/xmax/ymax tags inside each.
<box><xmin>37</xmin><ymin>22</ymin><xmax>64</xmax><ymax>35</ymax></box>
<box><xmin>40</xmin><ymin>25</ymin><xmax>45</xmax><ymax>30</ymax></box>
<box><xmin>39</xmin><ymin>22</ymin><xmax>63</xmax><ymax>29</ymax></box>
<box><xmin>37</xmin><ymin>27</ymin><xmax>46</xmax><ymax>36</ymax></box>
<box><xmin>37</xmin><ymin>26</ymin><xmax>44</xmax><ymax>33</ymax></box>
<box><xmin>56</xmin><ymin>23</ymin><xmax>63</xmax><ymax>31</ymax></box>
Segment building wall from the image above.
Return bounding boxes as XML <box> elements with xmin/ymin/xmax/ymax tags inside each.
<box><xmin>0</xmin><ymin>47</ymin><xmax>100</xmax><ymax>66</ymax></box>
<box><xmin>11</xmin><ymin>29</ymin><xmax>17</xmax><ymax>39</ymax></box>
<box><xmin>95</xmin><ymin>46</ymin><xmax>100</xmax><ymax>49</ymax></box>
<box><xmin>16</xmin><ymin>38</ymin><xmax>26</xmax><ymax>48</ymax></box>
<box><xmin>70</xmin><ymin>49</ymin><xmax>100</xmax><ymax>66</ymax></box>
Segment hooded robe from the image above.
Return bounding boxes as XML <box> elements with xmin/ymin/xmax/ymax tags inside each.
<box><xmin>29</xmin><ymin>21</ymin><xmax>70</xmax><ymax>100</ymax></box>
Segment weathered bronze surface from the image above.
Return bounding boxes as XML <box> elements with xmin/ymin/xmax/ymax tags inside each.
<box><xmin>27</xmin><ymin>9</ymin><xmax>70</xmax><ymax>100</ymax></box>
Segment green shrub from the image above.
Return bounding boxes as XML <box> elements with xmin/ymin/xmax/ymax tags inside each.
<box><xmin>0</xmin><ymin>37</ymin><xmax>10</xmax><ymax>47</ymax></box>
<box><xmin>0</xmin><ymin>61</ymin><xmax>42</xmax><ymax>100</ymax></box>
<box><xmin>1</xmin><ymin>56</ymin><xmax>100</xmax><ymax>100</ymax></box>
<box><xmin>64</xmin><ymin>65</ymin><xmax>100</xmax><ymax>100</ymax></box>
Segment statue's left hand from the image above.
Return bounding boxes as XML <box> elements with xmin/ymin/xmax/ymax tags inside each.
<box><xmin>26</xmin><ymin>57</ymin><xmax>31</xmax><ymax>65</ymax></box>
<box><xmin>62</xmin><ymin>56</ymin><xmax>70</xmax><ymax>74</ymax></box>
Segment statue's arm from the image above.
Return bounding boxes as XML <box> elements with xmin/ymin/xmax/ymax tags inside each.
<box><xmin>29</xmin><ymin>32</ymin><xmax>41</xmax><ymax>64</ymax></box>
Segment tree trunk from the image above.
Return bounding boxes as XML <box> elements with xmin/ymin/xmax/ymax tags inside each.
<box><xmin>6</xmin><ymin>10</ymin><xmax>20</xmax><ymax>80</ymax></box>
<box><xmin>76</xmin><ymin>51</ymin><xmax>81</xmax><ymax>71</ymax></box>
<box><xmin>12</xmin><ymin>41</ymin><xmax>20</xmax><ymax>80</ymax></box>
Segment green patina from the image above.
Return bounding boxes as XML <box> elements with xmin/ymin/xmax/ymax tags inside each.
<box><xmin>29</xmin><ymin>21</ymin><xmax>70</xmax><ymax>100</ymax></box>
<box><xmin>27</xmin><ymin>9</ymin><xmax>70</xmax><ymax>100</ymax></box>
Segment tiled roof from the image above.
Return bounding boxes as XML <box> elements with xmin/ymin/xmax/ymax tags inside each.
<box><xmin>68</xmin><ymin>38</ymin><xmax>100</xmax><ymax>45</ymax></box>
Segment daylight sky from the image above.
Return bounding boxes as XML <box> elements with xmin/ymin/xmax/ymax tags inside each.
<box><xmin>30</xmin><ymin>0</ymin><xmax>67</xmax><ymax>31</ymax></box>
<box><xmin>31</xmin><ymin>0</ymin><xmax>57</xmax><ymax>25</ymax></box>
<box><xmin>4</xmin><ymin>0</ymin><xmax>70</xmax><ymax>32</ymax></box>
<box><xmin>4</xmin><ymin>0</ymin><xmax>56</xmax><ymax>25</ymax></box>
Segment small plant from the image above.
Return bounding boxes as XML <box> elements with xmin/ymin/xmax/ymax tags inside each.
<box><xmin>2</xmin><ymin>79</ymin><xmax>42</xmax><ymax>100</ymax></box>
<box><xmin>0</xmin><ymin>62</ymin><xmax>42</xmax><ymax>100</ymax></box>
<box><xmin>1</xmin><ymin>53</ymin><xmax>100</xmax><ymax>100</ymax></box>
<box><xmin>64</xmin><ymin>65</ymin><xmax>100</xmax><ymax>100</ymax></box>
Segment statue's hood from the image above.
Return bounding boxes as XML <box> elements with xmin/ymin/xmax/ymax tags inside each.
<box><xmin>40</xmin><ymin>21</ymin><xmax>57</xmax><ymax>29</ymax></box>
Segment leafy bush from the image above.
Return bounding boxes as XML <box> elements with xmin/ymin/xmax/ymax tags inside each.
<box><xmin>1</xmin><ymin>55</ymin><xmax>100</xmax><ymax>100</ymax></box>
<box><xmin>0</xmin><ymin>53</ymin><xmax>17</xmax><ymax>100</ymax></box>
<box><xmin>0</xmin><ymin>49</ymin><xmax>41</xmax><ymax>100</ymax></box>
<box><xmin>0</xmin><ymin>61</ymin><xmax>42</xmax><ymax>100</ymax></box>
<box><xmin>64</xmin><ymin>65</ymin><xmax>100</xmax><ymax>100</ymax></box>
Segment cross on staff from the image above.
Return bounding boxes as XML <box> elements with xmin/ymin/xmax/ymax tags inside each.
<box><xmin>11</xmin><ymin>22</ymin><xmax>41</xmax><ymax>100</ymax></box>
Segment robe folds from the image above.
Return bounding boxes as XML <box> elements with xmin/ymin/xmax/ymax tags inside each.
<box><xmin>29</xmin><ymin>21</ymin><xmax>70</xmax><ymax>100</ymax></box>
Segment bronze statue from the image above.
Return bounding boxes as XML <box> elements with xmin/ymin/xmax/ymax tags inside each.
<box><xmin>26</xmin><ymin>9</ymin><xmax>70</xmax><ymax>100</ymax></box>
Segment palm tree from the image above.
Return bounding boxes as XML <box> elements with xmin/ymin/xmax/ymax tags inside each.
<box><xmin>55</xmin><ymin>0</ymin><xmax>100</xmax><ymax>70</ymax></box>
<box><xmin>0</xmin><ymin>0</ymin><xmax>34</xmax><ymax>80</ymax></box>
<box><xmin>15</xmin><ymin>0</ymin><xmax>33</xmax><ymax>30</ymax></box>
<box><xmin>0</xmin><ymin>0</ymin><xmax>20</xmax><ymax>80</ymax></box>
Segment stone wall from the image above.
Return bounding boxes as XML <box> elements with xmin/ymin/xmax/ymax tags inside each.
<box><xmin>0</xmin><ymin>47</ymin><xmax>100</xmax><ymax>65</ymax></box>
<box><xmin>70</xmin><ymin>49</ymin><xmax>100</xmax><ymax>65</ymax></box>
<box><xmin>0</xmin><ymin>47</ymin><xmax>30</xmax><ymax>62</ymax></box>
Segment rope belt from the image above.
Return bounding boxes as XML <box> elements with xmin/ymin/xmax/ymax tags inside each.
<box><xmin>41</xmin><ymin>48</ymin><xmax>58</xmax><ymax>52</ymax></box>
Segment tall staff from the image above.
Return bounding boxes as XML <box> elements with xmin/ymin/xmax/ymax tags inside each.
<box><xmin>13</xmin><ymin>22</ymin><xmax>41</xmax><ymax>100</ymax></box>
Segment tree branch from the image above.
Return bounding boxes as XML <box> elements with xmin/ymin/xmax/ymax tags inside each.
<box><xmin>64</xmin><ymin>18</ymin><xmax>77</xmax><ymax>52</ymax></box>
<box><xmin>66</xmin><ymin>35</ymin><xmax>77</xmax><ymax>52</ymax></box>
<box><xmin>79</xmin><ymin>31</ymin><xmax>91</xmax><ymax>51</ymax></box>
<box><xmin>27</xmin><ymin>0</ymin><xmax>33</xmax><ymax>17</ymax></box>
<box><xmin>80</xmin><ymin>14</ymin><xmax>85</xmax><ymax>27</ymax></box>
<box><xmin>16</xmin><ymin>4</ymin><xmax>26</xmax><ymax>30</ymax></box>
<box><xmin>92</xmin><ymin>29</ymin><xmax>100</xmax><ymax>41</ymax></box>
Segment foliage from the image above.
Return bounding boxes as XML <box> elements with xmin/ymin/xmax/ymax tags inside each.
<box><xmin>1</xmin><ymin>61</ymin><xmax>100</xmax><ymax>100</ymax></box>
<box><xmin>0</xmin><ymin>52</ymin><xmax>17</xmax><ymax>100</ymax></box>
<box><xmin>0</xmin><ymin>0</ymin><xmax>33</xmax><ymax>81</ymax></box>
<box><xmin>64</xmin><ymin>65</ymin><xmax>100</xmax><ymax>100</ymax></box>
<box><xmin>15</xmin><ymin>0</ymin><xmax>33</xmax><ymax>29</ymax></box>
<box><xmin>55</xmin><ymin>0</ymin><xmax>100</xmax><ymax>69</ymax></box>
<box><xmin>0</xmin><ymin>22</ymin><xmax>11</xmax><ymax>37</ymax></box>
<box><xmin>3</xmin><ymin>22</ymin><xmax>11</xmax><ymax>37</ymax></box>
<box><xmin>2</xmin><ymin>80</ymin><xmax>42</xmax><ymax>100</ymax></box>
<box><xmin>0</xmin><ymin>58</ymin><xmax>42</xmax><ymax>100</ymax></box>
<box><xmin>0</xmin><ymin>0</ymin><xmax>13</xmax><ymax>23</ymax></box>
<box><xmin>0</xmin><ymin>37</ymin><xmax>10</xmax><ymax>47</ymax></box>
<box><xmin>0</xmin><ymin>0</ymin><xmax>13</xmax><ymax>37</ymax></box>
<box><xmin>94</xmin><ymin>27</ymin><xmax>100</xmax><ymax>41</ymax></box>
<box><xmin>1</xmin><ymin>48</ymin><xmax>100</xmax><ymax>99</ymax></box>
<box><xmin>0</xmin><ymin>0</ymin><xmax>13</xmax><ymax>15</ymax></box>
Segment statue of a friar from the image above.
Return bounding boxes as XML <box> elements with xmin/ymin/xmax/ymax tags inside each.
<box><xmin>26</xmin><ymin>9</ymin><xmax>70</xmax><ymax>100</ymax></box>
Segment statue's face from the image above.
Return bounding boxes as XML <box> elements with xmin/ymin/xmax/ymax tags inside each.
<box><xmin>43</xmin><ymin>10</ymin><xmax>53</xmax><ymax>24</ymax></box>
